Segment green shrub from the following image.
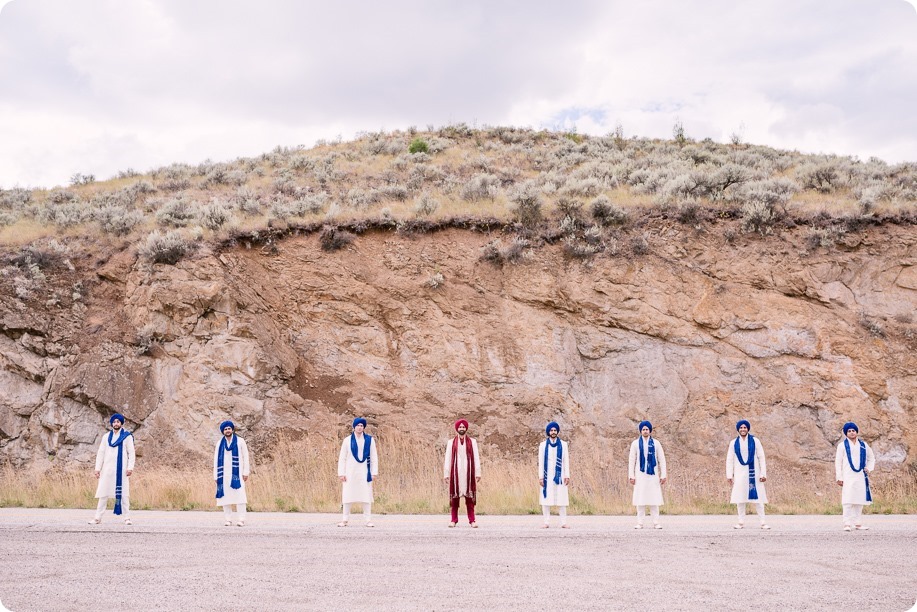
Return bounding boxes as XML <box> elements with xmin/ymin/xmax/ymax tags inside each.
<box><xmin>409</xmin><ymin>138</ymin><xmax>429</xmax><ymax>154</ymax></box>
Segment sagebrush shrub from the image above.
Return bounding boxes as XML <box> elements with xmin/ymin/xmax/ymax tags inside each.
<box><xmin>740</xmin><ymin>201</ymin><xmax>777</xmax><ymax>235</ymax></box>
<box><xmin>562</xmin><ymin>235</ymin><xmax>601</xmax><ymax>259</ymax></box>
<box><xmin>155</xmin><ymin>198</ymin><xmax>198</xmax><ymax>227</ymax></box>
<box><xmin>555</xmin><ymin>197</ymin><xmax>584</xmax><ymax>220</ymax></box>
<box><xmin>590</xmin><ymin>195</ymin><xmax>627</xmax><ymax>226</ymax></box>
<box><xmin>139</xmin><ymin>230</ymin><xmax>194</xmax><ymax>264</ymax></box>
<box><xmin>273</xmin><ymin>176</ymin><xmax>306</xmax><ymax>198</ymax></box>
<box><xmin>47</xmin><ymin>190</ymin><xmax>78</xmax><ymax>204</ymax></box>
<box><xmin>675</xmin><ymin>200</ymin><xmax>701</xmax><ymax>224</ymax></box>
<box><xmin>797</xmin><ymin>163</ymin><xmax>843</xmax><ymax>193</ymax></box>
<box><xmin>629</xmin><ymin>234</ymin><xmax>650</xmax><ymax>256</ymax></box>
<box><xmin>0</xmin><ymin>188</ymin><xmax>32</xmax><ymax>210</ymax></box>
<box><xmin>734</xmin><ymin>178</ymin><xmax>798</xmax><ymax>212</ymax></box>
<box><xmin>461</xmin><ymin>174</ymin><xmax>500</xmax><ymax>201</ymax></box>
<box><xmin>319</xmin><ymin>226</ymin><xmax>355</xmax><ymax>251</ymax></box>
<box><xmin>503</xmin><ymin>236</ymin><xmax>531</xmax><ymax>263</ymax></box>
<box><xmin>135</xmin><ymin>323</ymin><xmax>161</xmax><ymax>356</ymax></box>
<box><xmin>70</xmin><ymin>173</ymin><xmax>95</xmax><ymax>186</ymax></box>
<box><xmin>805</xmin><ymin>227</ymin><xmax>845</xmax><ymax>249</ymax></box>
<box><xmin>858</xmin><ymin>310</ymin><xmax>885</xmax><ymax>338</ymax></box>
<box><xmin>509</xmin><ymin>180</ymin><xmax>542</xmax><ymax>227</ymax></box>
<box><xmin>407</xmin><ymin>164</ymin><xmax>445</xmax><ymax>191</ymax></box>
<box><xmin>380</xmin><ymin>184</ymin><xmax>410</xmax><ymax>202</ymax></box>
<box><xmin>346</xmin><ymin>188</ymin><xmax>383</xmax><ymax>210</ymax></box>
<box><xmin>560</xmin><ymin>177</ymin><xmax>602</xmax><ymax>197</ymax></box>
<box><xmin>233</xmin><ymin>187</ymin><xmax>263</xmax><ymax>216</ymax></box>
<box><xmin>426</xmin><ymin>271</ymin><xmax>445</xmax><ymax>288</ymax></box>
<box><xmin>8</xmin><ymin>246</ymin><xmax>62</xmax><ymax>270</ymax></box>
<box><xmin>95</xmin><ymin>205</ymin><xmax>145</xmax><ymax>236</ymax></box>
<box><xmin>413</xmin><ymin>193</ymin><xmax>438</xmax><ymax>217</ymax></box>
<box><xmin>38</xmin><ymin>202</ymin><xmax>91</xmax><ymax>228</ymax></box>
<box><xmin>480</xmin><ymin>241</ymin><xmax>503</xmax><ymax>265</ymax></box>
<box><xmin>199</xmin><ymin>202</ymin><xmax>232</xmax><ymax>230</ymax></box>
<box><xmin>708</xmin><ymin>164</ymin><xmax>752</xmax><ymax>199</ymax></box>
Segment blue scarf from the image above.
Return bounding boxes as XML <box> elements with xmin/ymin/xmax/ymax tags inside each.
<box><xmin>107</xmin><ymin>430</ymin><xmax>132</xmax><ymax>515</ymax></box>
<box><xmin>735</xmin><ymin>435</ymin><xmax>758</xmax><ymax>500</ymax></box>
<box><xmin>215</xmin><ymin>435</ymin><xmax>241</xmax><ymax>498</ymax></box>
<box><xmin>542</xmin><ymin>438</ymin><xmax>563</xmax><ymax>499</ymax></box>
<box><xmin>639</xmin><ymin>436</ymin><xmax>656</xmax><ymax>475</ymax></box>
<box><xmin>350</xmin><ymin>433</ymin><xmax>373</xmax><ymax>482</ymax></box>
<box><xmin>844</xmin><ymin>438</ymin><xmax>872</xmax><ymax>502</ymax></box>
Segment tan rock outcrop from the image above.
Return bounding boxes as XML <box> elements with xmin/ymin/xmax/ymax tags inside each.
<box><xmin>1</xmin><ymin>223</ymin><xmax>915</xmax><ymax>479</ymax></box>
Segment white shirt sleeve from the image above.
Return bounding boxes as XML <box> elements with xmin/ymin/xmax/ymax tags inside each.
<box><xmin>126</xmin><ymin>435</ymin><xmax>136</xmax><ymax>471</ymax></box>
<box><xmin>443</xmin><ymin>440</ymin><xmax>452</xmax><ymax>479</ymax></box>
<box><xmin>95</xmin><ymin>436</ymin><xmax>106</xmax><ymax>472</ymax></box>
<box><xmin>239</xmin><ymin>438</ymin><xmax>251</xmax><ymax>476</ymax></box>
<box><xmin>562</xmin><ymin>441</ymin><xmax>570</xmax><ymax>479</ymax></box>
<box><xmin>865</xmin><ymin>442</ymin><xmax>876</xmax><ymax>472</ymax></box>
<box><xmin>472</xmin><ymin>438</ymin><xmax>481</xmax><ymax>477</ymax></box>
<box><xmin>756</xmin><ymin>439</ymin><xmax>766</xmax><ymax>479</ymax></box>
<box><xmin>338</xmin><ymin>438</ymin><xmax>349</xmax><ymax>477</ymax></box>
<box><xmin>370</xmin><ymin>437</ymin><xmax>379</xmax><ymax>476</ymax></box>
<box><xmin>835</xmin><ymin>442</ymin><xmax>845</xmax><ymax>481</ymax></box>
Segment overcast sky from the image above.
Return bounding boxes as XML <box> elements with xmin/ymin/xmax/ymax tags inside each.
<box><xmin>1</xmin><ymin>0</ymin><xmax>915</xmax><ymax>189</ymax></box>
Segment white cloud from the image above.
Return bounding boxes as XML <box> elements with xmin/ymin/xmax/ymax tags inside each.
<box><xmin>0</xmin><ymin>0</ymin><xmax>915</xmax><ymax>188</ymax></box>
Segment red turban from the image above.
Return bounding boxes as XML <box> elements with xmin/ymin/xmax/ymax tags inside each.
<box><xmin>454</xmin><ymin>419</ymin><xmax>469</xmax><ymax>431</ymax></box>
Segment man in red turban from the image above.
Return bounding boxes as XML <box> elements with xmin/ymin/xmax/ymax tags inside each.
<box><xmin>443</xmin><ymin>419</ymin><xmax>481</xmax><ymax>527</ymax></box>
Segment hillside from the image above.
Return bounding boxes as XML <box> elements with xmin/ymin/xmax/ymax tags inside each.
<box><xmin>1</xmin><ymin>126</ymin><xmax>915</xmax><ymax>512</ymax></box>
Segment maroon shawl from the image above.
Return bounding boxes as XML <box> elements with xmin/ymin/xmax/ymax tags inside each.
<box><xmin>449</xmin><ymin>436</ymin><xmax>477</xmax><ymax>502</ymax></box>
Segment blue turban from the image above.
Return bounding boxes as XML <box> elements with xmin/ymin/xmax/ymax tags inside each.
<box><xmin>736</xmin><ymin>419</ymin><xmax>751</xmax><ymax>432</ymax></box>
<box><xmin>843</xmin><ymin>422</ymin><xmax>858</xmax><ymax>434</ymax></box>
<box><xmin>638</xmin><ymin>420</ymin><xmax>652</xmax><ymax>433</ymax></box>
<box><xmin>219</xmin><ymin>420</ymin><xmax>235</xmax><ymax>432</ymax></box>
<box><xmin>352</xmin><ymin>417</ymin><xmax>367</xmax><ymax>429</ymax></box>
<box><xmin>546</xmin><ymin>421</ymin><xmax>560</xmax><ymax>435</ymax></box>
<box><xmin>110</xmin><ymin>413</ymin><xmax>124</xmax><ymax>425</ymax></box>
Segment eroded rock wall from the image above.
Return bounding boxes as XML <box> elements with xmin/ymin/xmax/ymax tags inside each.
<box><xmin>1</xmin><ymin>224</ymin><xmax>915</xmax><ymax>475</ymax></box>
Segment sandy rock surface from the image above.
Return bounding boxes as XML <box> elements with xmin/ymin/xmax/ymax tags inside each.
<box><xmin>0</xmin><ymin>509</ymin><xmax>915</xmax><ymax>611</ymax></box>
<box><xmin>1</xmin><ymin>225</ymin><xmax>916</xmax><ymax>479</ymax></box>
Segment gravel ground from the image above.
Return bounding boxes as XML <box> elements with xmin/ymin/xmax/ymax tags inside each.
<box><xmin>0</xmin><ymin>510</ymin><xmax>915</xmax><ymax>612</ymax></box>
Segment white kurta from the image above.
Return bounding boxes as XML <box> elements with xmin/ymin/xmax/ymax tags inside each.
<box><xmin>338</xmin><ymin>434</ymin><xmax>379</xmax><ymax>504</ymax></box>
<box><xmin>213</xmin><ymin>435</ymin><xmax>250</xmax><ymax>507</ymax></box>
<box><xmin>94</xmin><ymin>431</ymin><xmax>136</xmax><ymax>498</ymax></box>
<box><xmin>443</xmin><ymin>437</ymin><xmax>481</xmax><ymax>496</ymax></box>
<box><xmin>537</xmin><ymin>439</ymin><xmax>570</xmax><ymax>506</ymax></box>
<box><xmin>835</xmin><ymin>439</ymin><xmax>875</xmax><ymax>505</ymax></box>
<box><xmin>726</xmin><ymin>435</ymin><xmax>768</xmax><ymax>504</ymax></box>
<box><xmin>628</xmin><ymin>437</ymin><xmax>666</xmax><ymax>506</ymax></box>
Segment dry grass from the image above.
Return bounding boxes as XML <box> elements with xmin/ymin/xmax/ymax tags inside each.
<box><xmin>3</xmin><ymin>126</ymin><xmax>913</xmax><ymax>255</ymax></box>
<box><xmin>3</xmin><ymin>436</ymin><xmax>915</xmax><ymax>515</ymax></box>
<box><xmin>0</xmin><ymin>219</ymin><xmax>58</xmax><ymax>246</ymax></box>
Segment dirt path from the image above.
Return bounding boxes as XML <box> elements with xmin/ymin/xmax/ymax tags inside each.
<box><xmin>0</xmin><ymin>510</ymin><xmax>915</xmax><ymax>611</ymax></box>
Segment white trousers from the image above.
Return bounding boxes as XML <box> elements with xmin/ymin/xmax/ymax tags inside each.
<box><xmin>343</xmin><ymin>502</ymin><xmax>372</xmax><ymax>522</ymax></box>
<box><xmin>542</xmin><ymin>506</ymin><xmax>568</xmax><ymax>525</ymax></box>
<box><xmin>635</xmin><ymin>505</ymin><xmax>659</xmax><ymax>524</ymax></box>
<box><xmin>737</xmin><ymin>502</ymin><xmax>766</xmax><ymax>523</ymax></box>
<box><xmin>842</xmin><ymin>504</ymin><xmax>864</xmax><ymax>526</ymax></box>
<box><xmin>222</xmin><ymin>504</ymin><xmax>247</xmax><ymax>522</ymax></box>
<box><xmin>95</xmin><ymin>496</ymin><xmax>130</xmax><ymax>520</ymax></box>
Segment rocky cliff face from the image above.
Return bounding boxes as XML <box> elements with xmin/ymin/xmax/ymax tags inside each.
<box><xmin>2</xmin><ymin>222</ymin><xmax>915</xmax><ymax>475</ymax></box>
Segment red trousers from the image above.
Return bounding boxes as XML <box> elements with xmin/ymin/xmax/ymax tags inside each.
<box><xmin>450</xmin><ymin>496</ymin><xmax>476</xmax><ymax>523</ymax></box>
